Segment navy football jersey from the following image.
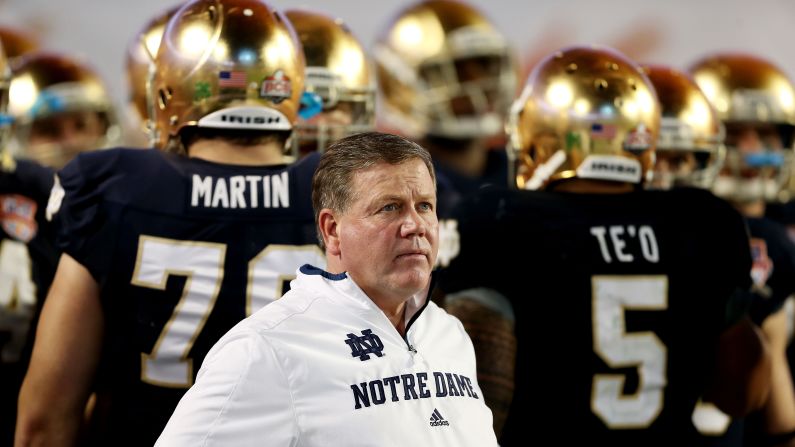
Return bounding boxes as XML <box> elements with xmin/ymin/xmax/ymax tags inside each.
<box><xmin>0</xmin><ymin>159</ymin><xmax>57</xmax><ymax>445</ymax></box>
<box><xmin>439</xmin><ymin>186</ymin><xmax>752</xmax><ymax>446</ymax></box>
<box><xmin>433</xmin><ymin>147</ymin><xmax>510</xmax><ymax>217</ymax></box>
<box><xmin>51</xmin><ymin>148</ymin><xmax>324</xmax><ymax>446</ymax></box>
<box><xmin>434</xmin><ymin>148</ymin><xmax>509</xmax><ymax>269</ymax></box>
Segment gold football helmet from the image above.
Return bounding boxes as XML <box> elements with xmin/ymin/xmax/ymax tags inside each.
<box><xmin>642</xmin><ymin>64</ymin><xmax>724</xmax><ymax>190</ymax></box>
<box><xmin>284</xmin><ymin>9</ymin><xmax>375</xmax><ymax>155</ymax></box>
<box><xmin>508</xmin><ymin>45</ymin><xmax>659</xmax><ymax>190</ymax></box>
<box><xmin>152</xmin><ymin>0</ymin><xmax>304</xmax><ymax>151</ymax></box>
<box><xmin>8</xmin><ymin>52</ymin><xmax>121</xmax><ymax>168</ymax></box>
<box><xmin>375</xmin><ymin>0</ymin><xmax>517</xmax><ymax>139</ymax></box>
<box><xmin>689</xmin><ymin>53</ymin><xmax>795</xmax><ymax>202</ymax></box>
<box><xmin>0</xmin><ymin>27</ymin><xmax>38</xmax><ymax>169</ymax></box>
<box><xmin>125</xmin><ymin>4</ymin><xmax>181</xmax><ymax>147</ymax></box>
<box><xmin>0</xmin><ymin>42</ymin><xmax>13</xmax><ymax>171</ymax></box>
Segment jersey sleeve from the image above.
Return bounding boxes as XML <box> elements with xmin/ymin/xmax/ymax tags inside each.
<box><xmin>155</xmin><ymin>328</ymin><xmax>298</xmax><ymax>446</ymax></box>
<box><xmin>708</xmin><ymin>193</ymin><xmax>754</xmax><ymax>329</ymax></box>
<box><xmin>50</xmin><ymin>152</ymin><xmax>121</xmax><ymax>282</ymax></box>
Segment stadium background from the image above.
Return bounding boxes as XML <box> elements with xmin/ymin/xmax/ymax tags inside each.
<box><xmin>0</xmin><ymin>0</ymin><xmax>790</xmax><ymax>132</ymax></box>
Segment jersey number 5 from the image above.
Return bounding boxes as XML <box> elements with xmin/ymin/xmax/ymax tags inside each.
<box><xmin>131</xmin><ymin>235</ymin><xmax>325</xmax><ymax>388</ymax></box>
<box><xmin>591</xmin><ymin>275</ymin><xmax>668</xmax><ymax>428</ymax></box>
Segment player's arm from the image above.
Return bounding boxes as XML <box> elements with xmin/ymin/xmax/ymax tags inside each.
<box><xmin>15</xmin><ymin>253</ymin><xmax>103</xmax><ymax>447</ymax></box>
<box><xmin>758</xmin><ymin>306</ymin><xmax>795</xmax><ymax>446</ymax></box>
<box><xmin>443</xmin><ymin>288</ymin><xmax>515</xmax><ymax>438</ymax></box>
<box><xmin>702</xmin><ymin>200</ymin><xmax>775</xmax><ymax>418</ymax></box>
<box><xmin>704</xmin><ymin>315</ymin><xmax>771</xmax><ymax>418</ymax></box>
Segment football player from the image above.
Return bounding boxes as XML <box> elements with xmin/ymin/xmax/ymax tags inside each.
<box><xmin>15</xmin><ymin>1</ymin><xmax>325</xmax><ymax>445</ymax></box>
<box><xmin>689</xmin><ymin>53</ymin><xmax>795</xmax><ymax>447</ymax></box>
<box><xmin>640</xmin><ymin>64</ymin><xmax>738</xmax><ymax>443</ymax></box>
<box><xmin>0</xmin><ymin>40</ymin><xmax>57</xmax><ymax>447</ymax></box>
<box><xmin>438</xmin><ymin>45</ymin><xmax>771</xmax><ymax>445</ymax></box>
<box><xmin>8</xmin><ymin>52</ymin><xmax>121</xmax><ymax>168</ymax></box>
<box><xmin>284</xmin><ymin>8</ymin><xmax>375</xmax><ymax>157</ymax></box>
<box><xmin>375</xmin><ymin>0</ymin><xmax>517</xmax><ymax>265</ymax></box>
<box><xmin>375</xmin><ymin>0</ymin><xmax>517</xmax><ymax>195</ymax></box>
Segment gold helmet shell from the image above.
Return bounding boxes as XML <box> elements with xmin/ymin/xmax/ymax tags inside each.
<box><xmin>284</xmin><ymin>9</ymin><xmax>375</xmax><ymax>154</ymax></box>
<box><xmin>689</xmin><ymin>53</ymin><xmax>795</xmax><ymax>126</ymax></box>
<box><xmin>0</xmin><ymin>26</ymin><xmax>39</xmax><ymax>61</ymax></box>
<box><xmin>152</xmin><ymin>0</ymin><xmax>304</xmax><ymax>150</ymax></box>
<box><xmin>689</xmin><ymin>53</ymin><xmax>795</xmax><ymax>202</ymax></box>
<box><xmin>642</xmin><ymin>64</ymin><xmax>724</xmax><ymax>189</ymax></box>
<box><xmin>0</xmin><ymin>41</ymin><xmax>12</xmax><ymax>170</ymax></box>
<box><xmin>8</xmin><ymin>52</ymin><xmax>120</xmax><ymax>168</ymax></box>
<box><xmin>375</xmin><ymin>0</ymin><xmax>517</xmax><ymax>139</ymax></box>
<box><xmin>125</xmin><ymin>4</ymin><xmax>181</xmax><ymax>146</ymax></box>
<box><xmin>508</xmin><ymin>45</ymin><xmax>659</xmax><ymax>190</ymax></box>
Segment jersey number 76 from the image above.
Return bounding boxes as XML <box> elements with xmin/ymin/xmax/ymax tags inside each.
<box><xmin>130</xmin><ymin>235</ymin><xmax>325</xmax><ymax>388</ymax></box>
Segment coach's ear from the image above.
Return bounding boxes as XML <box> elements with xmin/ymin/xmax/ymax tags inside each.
<box><xmin>318</xmin><ymin>208</ymin><xmax>341</xmax><ymax>256</ymax></box>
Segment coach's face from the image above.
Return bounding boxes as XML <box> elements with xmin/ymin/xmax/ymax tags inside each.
<box><xmin>331</xmin><ymin>158</ymin><xmax>438</xmax><ymax>306</ymax></box>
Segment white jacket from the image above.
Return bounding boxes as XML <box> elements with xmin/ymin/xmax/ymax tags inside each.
<box><xmin>156</xmin><ymin>265</ymin><xmax>498</xmax><ymax>446</ymax></box>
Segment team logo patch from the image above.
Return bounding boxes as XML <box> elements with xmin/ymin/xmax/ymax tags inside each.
<box><xmin>194</xmin><ymin>81</ymin><xmax>212</xmax><ymax>101</ymax></box>
<box><xmin>345</xmin><ymin>329</ymin><xmax>384</xmax><ymax>361</ymax></box>
<box><xmin>624</xmin><ymin>124</ymin><xmax>653</xmax><ymax>150</ymax></box>
<box><xmin>429</xmin><ymin>408</ymin><xmax>450</xmax><ymax>427</ymax></box>
<box><xmin>260</xmin><ymin>69</ymin><xmax>292</xmax><ymax>103</ymax></box>
<box><xmin>0</xmin><ymin>194</ymin><xmax>38</xmax><ymax>242</ymax></box>
<box><xmin>750</xmin><ymin>238</ymin><xmax>773</xmax><ymax>288</ymax></box>
<box><xmin>565</xmin><ymin>131</ymin><xmax>582</xmax><ymax>150</ymax></box>
<box><xmin>46</xmin><ymin>175</ymin><xmax>64</xmax><ymax>222</ymax></box>
<box><xmin>436</xmin><ymin>219</ymin><xmax>460</xmax><ymax>268</ymax></box>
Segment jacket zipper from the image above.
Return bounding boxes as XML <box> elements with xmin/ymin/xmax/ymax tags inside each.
<box><xmin>402</xmin><ymin>274</ymin><xmax>435</xmax><ymax>353</ymax></box>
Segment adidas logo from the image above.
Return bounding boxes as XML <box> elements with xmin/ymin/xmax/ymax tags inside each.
<box><xmin>429</xmin><ymin>408</ymin><xmax>450</xmax><ymax>427</ymax></box>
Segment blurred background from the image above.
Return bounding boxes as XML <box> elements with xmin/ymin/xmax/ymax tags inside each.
<box><xmin>0</xmin><ymin>0</ymin><xmax>792</xmax><ymax>128</ymax></box>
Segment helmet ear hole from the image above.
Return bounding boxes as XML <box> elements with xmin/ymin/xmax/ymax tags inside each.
<box><xmin>527</xmin><ymin>144</ymin><xmax>537</xmax><ymax>162</ymax></box>
<box><xmin>158</xmin><ymin>88</ymin><xmax>172</xmax><ymax>110</ymax></box>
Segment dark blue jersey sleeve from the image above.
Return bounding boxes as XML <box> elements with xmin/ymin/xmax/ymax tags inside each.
<box><xmin>52</xmin><ymin>150</ymin><xmax>126</xmax><ymax>282</ymax></box>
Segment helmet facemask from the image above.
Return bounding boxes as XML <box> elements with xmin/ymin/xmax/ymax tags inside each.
<box><xmin>8</xmin><ymin>55</ymin><xmax>120</xmax><ymax>169</ymax></box>
<box><xmin>689</xmin><ymin>53</ymin><xmax>795</xmax><ymax>204</ymax></box>
<box><xmin>284</xmin><ymin>9</ymin><xmax>375</xmax><ymax>157</ymax></box>
<box><xmin>293</xmin><ymin>76</ymin><xmax>375</xmax><ymax>156</ymax></box>
<box><xmin>712</xmin><ymin>122</ymin><xmax>794</xmax><ymax>203</ymax></box>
